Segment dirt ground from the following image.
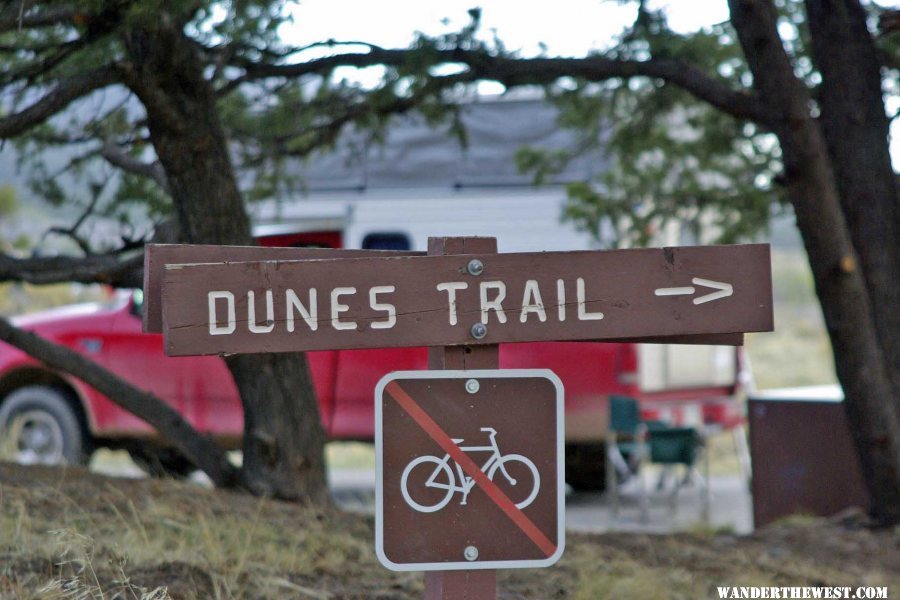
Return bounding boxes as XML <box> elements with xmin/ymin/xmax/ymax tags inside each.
<box><xmin>0</xmin><ymin>462</ymin><xmax>896</xmax><ymax>600</ymax></box>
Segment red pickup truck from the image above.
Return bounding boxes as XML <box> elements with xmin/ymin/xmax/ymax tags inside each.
<box><xmin>0</xmin><ymin>223</ymin><xmax>745</xmax><ymax>489</ymax></box>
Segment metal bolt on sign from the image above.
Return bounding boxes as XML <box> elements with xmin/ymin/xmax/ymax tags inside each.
<box><xmin>467</xmin><ymin>259</ymin><xmax>484</xmax><ymax>276</ymax></box>
<box><xmin>470</xmin><ymin>323</ymin><xmax>488</xmax><ymax>340</ymax></box>
<box><xmin>464</xmin><ymin>546</ymin><xmax>479</xmax><ymax>561</ymax></box>
<box><xmin>465</xmin><ymin>379</ymin><xmax>480</xmax><ymax>394</ymax></box>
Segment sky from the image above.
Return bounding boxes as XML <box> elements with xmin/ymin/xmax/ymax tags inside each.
<box><xmin>281</xmin><ymin>0</ymin><xmax>732</xmax><ymax>90</ymax></box>
<box><xmin>284</xmin><ymin>0</ymin><xmax>731</xmax><ymax>54</ymax></box>
<box><xmin>280</xmin><ymin>0</ymin><xmax>900</xmax><ymax>167</ymax></box>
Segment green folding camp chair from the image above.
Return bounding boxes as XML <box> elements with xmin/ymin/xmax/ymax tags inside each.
<box><xmin>605</xmin><ymin>395</ymin><xmax>649</xmax><ymax>521</ymax></box>
<box><xmin>647</xmin><ymin>423</ymin><xmax>710</xmax><ymax>519</ymax></box>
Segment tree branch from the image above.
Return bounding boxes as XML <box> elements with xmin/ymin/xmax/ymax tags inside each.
<box><xmin>0</xmin><ymin>250</ymin><xmax>144</xmax><ymax>288</ymax></box>
<box><xmin>0</xmin><ymin>3</ymin><xmax>77</xmax><ymax>33</ymax></box>
<box><xmin>230</xmin><ymin>71</ymin><xmax>472</xmax><ymax>166</ymax></box>
<box><xmin>0</xmin><ymin>27</ymin><xmax>105</xmax><ymax>89</ymax></box>
<box><xmin>469</xmin><ymin>53</ymin><xmax>770</xmax><ymax>125</ymax></box>
<box><xmin>878</xmin><ymin>9</ymin><xmax>900</xmax><ymax>36</ymax></box>
<box><xmin>44</xmin><ymin>183</ymin><xmax>104</xmax><ymax>255</ymax></box>
<box><xmin>100</xmin><ymin>141</ymin><xmax>170</xmax><ymax>194</ymax></box>
<box><xmin>0</xmin><ymin>315</ymin><xmax>239</xmax><ymax>487</ymax></box>
<box><xmin>0</xmin><ymin>64</ymin><xmax>121</xmax><ymax>139</ymax></box>
<box><xmin>0</xmin><ymin>41</ymin><xmax>77</xmax><ymax>87</ymax></box>
<box><xmin>225</xmin><ymin>48</ymin><xmax>771</xmax><ymax>125</ymax></box>
<box><xmin>16</xmin><ymin>128</ymin><xmax>96</xmax><ymax>145</ymax></box>
<box><xmin>232</xmin><ymin>93</ymin><xmax>420</xmax><ymax>156</ymax></box>
<box><xmin>877</xmin><ymin>46</ymin><xmax>900</xmax><ymax>71</ymax></box>
<box><xmin>41</xmin><ymin>174</ymin><xmax>117</xmax><ymax>255</ymax></box>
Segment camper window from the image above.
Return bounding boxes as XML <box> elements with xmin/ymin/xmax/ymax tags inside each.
<box><xmin>362</xmin><ymin>232</ymin><xmax>411</xmax><ymax>251</ymax></box>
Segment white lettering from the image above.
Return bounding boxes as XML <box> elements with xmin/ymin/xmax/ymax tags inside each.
<box><xmin>369</xmin><ymin>286</ymin><xmax>396</xmax><ymax>329</ymax></box>
<box><xmin>208</xmin><ymin>291</ymin><xmax>235</xmax><ymax>335</ymax></box>
<box><xmin>331</xmin><ymin>287</ymin><xmax>357</xmax><ymax>330</ymax></box>
<box><xmin>436</xmin><ymin>282</ymin><xmax>468</xmax><ymax>326</ymax></box>
<box><xmin>520</xmin><ymin>280</ymin><xmax>547</xmax><ymax>323</ymax></box>
<box><xmin>247</xmin><ymin>290</ymin><xmax>275</xmax><ymax>333</ymax></box>
<box><xmin>286</xmin><ymin>289</ymin><xmax>318</xmax><ymax>332</ymax></box>
<box><xmin>577</xmin><ymin>278</ymin><xmax>604</xmax><ymax>321</ymax></box>
<box><xmin>716</xmin><ymin>588</ymin><xmax>874</xmax><ymax>600</ymax></box>
<box><xmin>480</xmin><ymin>281</ymin><xmax>507</xmax><ymax>324</ymax></box>
<box><xmin>557</xmin><ymin>279</ymin><xmax>566</xmax><ymax>322</ymax></box>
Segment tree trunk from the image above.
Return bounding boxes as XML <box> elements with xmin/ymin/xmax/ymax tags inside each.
<box><xmin>729</xmin><ymin>0</ymin><xmax>900</xmax><ymax>524</ymax></box>
<box><xmin>804</xmin><ymin>0</ymin><xmax>900</xmax><ymax>407</ymax></box>
<box><xmin>226</xmin><ymin>353</ymin><xmax>329</xmax><ymax>502</ymax></box>
<box><xmin>121</xmin><ymin>21</ymin><xmax>329</xmax><ymax>503</ymax></box>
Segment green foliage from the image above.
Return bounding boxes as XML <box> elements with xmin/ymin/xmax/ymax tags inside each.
<box><xmin>872</xmin><ymin>5</ymin><xmax>900</xmax><ymax>128</ymax></box>
<box><xmin>7</xmin><ymin>64</ymin><xmax>166</xmax><ymax>246</ymax></box>
<box><xmin>220</xmin><ymin>16</ymin><xmax>479</xmax><ymax>202</ymax></box>
<box><xmin>0</xmin><ymin>185</ymin><xmax>18</xmax><ymax>217</ymax></box>
<box><xmin>11</xmin><ymin>234</ymin><xmax>31</xmax><ymax>251</ymax></box>
<box><xmin>3</xmin><ymin>0</ymin><xmax>895</xmax><ymax>255</ymax></box>
<box><xmin>1</xmin><ymin>0</ymin><xmax>481</xmax><ymax>230</ymax></box>
<box><xmin>517</xmin><ymin>0</ymin><xmax>896</xmax><ymax>249</ymax></box>
<box><xmin>212</xmin><ymin>1</ymin><xmax>476</xmax><ymax>202</ymax></box>
<box><xmin>0</xmin><ymin>0</ymin><xmax>296</xmax><ymax>248</ymax></box>
<box><xmin>518</xmin><ymin>8</ymin><xmax>788</xmax><ymax>248</ymax></box>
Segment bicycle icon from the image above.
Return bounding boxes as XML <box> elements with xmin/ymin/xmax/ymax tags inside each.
<box><xmin>400</xmin><ymin>427</ymin><xmax>540</xmax><ymax>513</ymax></box>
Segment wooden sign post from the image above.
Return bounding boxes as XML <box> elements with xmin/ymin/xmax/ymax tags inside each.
<box><xmin>426</xmin><ymin>236</ymin><xmax>500</xmax><ymax>599</ymax></box>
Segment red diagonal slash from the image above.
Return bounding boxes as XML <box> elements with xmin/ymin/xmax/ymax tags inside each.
<box><xmin>385</xmin><ymin>380</ymin><xmax>556</xmax><ymax>557</ymax></box>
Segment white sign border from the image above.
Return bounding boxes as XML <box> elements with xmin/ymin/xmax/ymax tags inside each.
<box><xmin>374</xmin><ymin>368</ymin><xmax>566</xmax><ymax>572</ymax></box>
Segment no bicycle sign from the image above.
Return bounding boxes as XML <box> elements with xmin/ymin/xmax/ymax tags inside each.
<box><xmin>375</xmin><ymin>370</ymin><xmax>565</xmax><ymax>571</ymax></box>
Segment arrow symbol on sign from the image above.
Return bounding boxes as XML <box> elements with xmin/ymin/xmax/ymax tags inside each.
<box><xmin>655</xmin><ymin>277</ymin><xmax>734</xmax><ymax>305</ymax></box>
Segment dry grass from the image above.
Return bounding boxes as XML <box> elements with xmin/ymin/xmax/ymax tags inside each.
<box><xmin>0</xmin><ymin>462</ymin><xmax>413</xmax><ymax>599</ymax></box>
<box><xmin>1</xmin><ymin>462</ymin><xmax>897</xmax><ymax>600</ymax></box>
<box><xmin>325</xmin><ymin>443</ymin><xmax>376</xmax><ymax>471</ymax></box>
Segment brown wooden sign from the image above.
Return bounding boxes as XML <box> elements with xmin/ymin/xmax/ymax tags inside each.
<box><xmin>375</xmin><ymin>370</ymin><xmax>564</xmax><ymax>571</ymax></box>
<box><xmin>159</xmin><ymin>243</ymin><xmax>772</xmax><ymax>356</ymax></box>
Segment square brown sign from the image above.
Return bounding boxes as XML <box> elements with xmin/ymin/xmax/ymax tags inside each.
<box><xmin>375</xmin><ymin>370</ymin><xmax>564</xmax><ymax>571</ymax></box>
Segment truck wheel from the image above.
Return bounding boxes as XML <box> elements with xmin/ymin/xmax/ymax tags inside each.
<box><xmin>565</xmin><ymin>444</ymin><xmax>608</xmax><ymax>492</ymax></box>
<box><xmin>0</xmin><ymin>386</ymin><xmax>88</xmax><ymax>466</ymax></box>
<box><xmin>129</xmin><ymin>446</ymin><xmax>196</xmax><ymax>479</ymax></box>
